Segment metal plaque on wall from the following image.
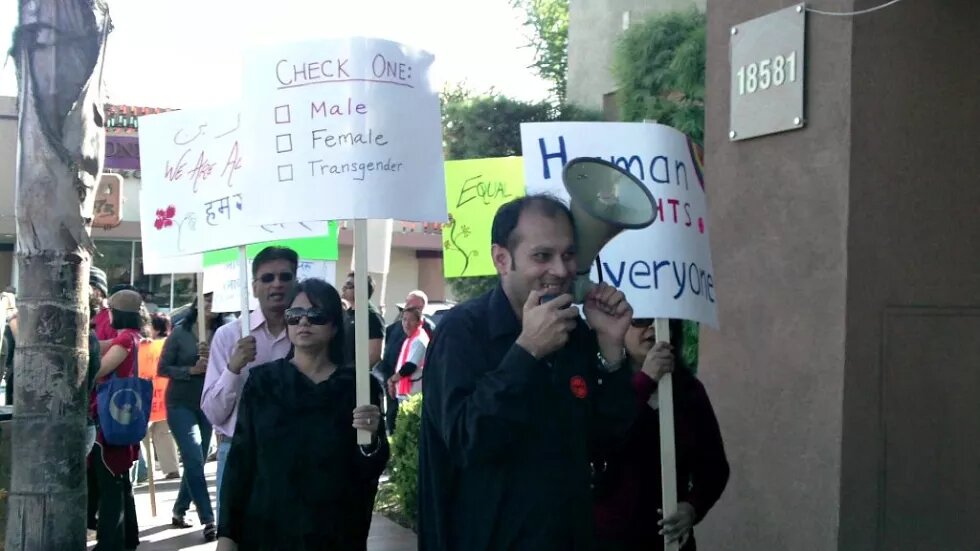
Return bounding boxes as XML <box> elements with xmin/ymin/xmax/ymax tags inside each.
<box><xmin>729</xmin><ymin>4</ymin><xmax>806</xmax><ymax>141</ymax></box>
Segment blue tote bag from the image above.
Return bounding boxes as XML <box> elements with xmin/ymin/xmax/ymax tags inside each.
<box><xmin>96</xmin><ymin>333</ymin><xmax>152</xmax><ymax>446</ymax></box>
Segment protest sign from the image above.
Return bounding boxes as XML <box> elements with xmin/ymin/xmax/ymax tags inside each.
<box><xmin>442</xmin><ymin>157</ymin><xmax>526</xmax><ymax>278</ymax></box>
<box><xmin>203</xmin><ymin>231</ymin><xmax>340</xmax><ymax>313</ymax></box>
<box><xmin>142</xmin><ymin>250</ymin><xmax>203</xmax><ymax>276</ymax></box>
<box><xmin>207</xmin><ymin>260</ymin><xmax>337</xmax><ymax>313</ymax></box>
<box><xmin>240</xmin><ymin>37</ymin><xmax>447</xmax><ymax>224</ymax></box>
<box><xmin>137</xmin><ymin>339</ymin><xmax>168</xmax><ymax>423</ymax></box>
<box><xmin>520</xmin><ymin>122</ymin><xmax>717</xmax><ymax>327</ymax></box>
<box><xmin>138</xmin><ymin>107</ymin><xmax>328</xmax><ymax>257</ymax></box>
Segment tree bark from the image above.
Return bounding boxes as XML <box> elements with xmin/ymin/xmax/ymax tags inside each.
<box><xmin>6</xmin><ymin>1</ymin><xmax>110</xmax><ymax>549</ymax></box>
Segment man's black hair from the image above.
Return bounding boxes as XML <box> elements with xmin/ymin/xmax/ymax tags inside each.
<box><xmin>490</xmin><ymin>193</ymin><xmax>575</xmax><ymax>252</ymax></box>
<box><xmin>252</xmin><ymin>246</ymin><xmax>299</xmax><ymax>277</ymax></box>
<box><xmin>346</xmin><ymin>272</ymin><xmax>375</xmax><ymax>299</ymax></box>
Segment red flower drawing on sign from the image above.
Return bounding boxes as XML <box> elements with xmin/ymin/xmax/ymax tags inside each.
<box><xmin>154</xmin><ymin>205</ymin><xmax>176</xmax><ymax>230</ymax></box>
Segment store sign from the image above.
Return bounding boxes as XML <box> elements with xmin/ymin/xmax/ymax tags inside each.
<box><xmin>94</xmin><ymin>173</ymin><xmax>123</xmax><ymax>227</ymax></box>
<box><xmin>105</xmin><ymin>135</ymin><xmax>141</xmax><ymax>170</ymax></box>
<box><xmin>729</xmin><ymin>4</ymin><xmax>806</xmax><ymax>141</ymax></box>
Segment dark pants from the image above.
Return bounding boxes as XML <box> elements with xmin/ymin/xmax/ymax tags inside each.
<box><xmin>93</xmin><ymin>456</ymin><xmax>140</xmax><ymax>550</ymax></box>
<box><xmin>385</xmin><ymin>391</ymin><xmax>399</xmax><ymax>434</ymax></box>
<box><xmin>168</xmin><ymin>404</ymin><xmax>215</xmax><ymax>524</ymax></box>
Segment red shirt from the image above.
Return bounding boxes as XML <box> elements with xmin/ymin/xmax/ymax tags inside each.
<box><xmin>93</xmin><ymin>308</ymin><xmax>117</xmax><ymax>341</ymax></box>
<box><xmin>89</xmin><ymin>328</ymin><xmax>141</xmax><ymax>475</ymax></box>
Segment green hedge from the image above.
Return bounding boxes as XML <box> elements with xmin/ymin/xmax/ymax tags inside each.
<box><xmin>389</xmin><ymin>393</ymin><xmax>423</xmax><ymax>528</ymax></box>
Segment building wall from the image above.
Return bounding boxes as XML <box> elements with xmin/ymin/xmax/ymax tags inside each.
<box><xmin>567</xmin><ymin>0</ymin><xmax>705</xmax><ymax>110</ymax></box>
<box><xmin>0</xmin><ymin>96</ymin><xmax>18</xmax><ymax>238</ymax></box>
<box><xmin>698</xmin><ymin>1</ymin><xmax>854</xmax><ymax>549</ymax></box>
<box><xmin>701</xmin><ymin>1</ymin><xmax>980</xmax><ymax>549</ymax></box>
<box><xmin>840</xmin><ymin>2</ymin><xmax>980</xmax><ymax>549</ymax></box>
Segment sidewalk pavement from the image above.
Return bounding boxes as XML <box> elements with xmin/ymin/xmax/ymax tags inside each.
<box><xmin>88</xmin><ymin>461</ymin><xmax>416</xmax><ymax>551</ymax></box>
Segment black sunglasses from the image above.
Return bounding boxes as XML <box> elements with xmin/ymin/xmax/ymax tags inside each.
<box><xmin>284</xmin><ymin>307</ymin><xmax>331</xmax><ymax>326</ymax></box>
<box><xmin>630</xmin><ymin>318</ymin><xmax>654</xmax><ymax>328</ymax></box>
<box><xmin>258</xmin><ymin>271</ymin><xmax>295</xmax><ymax>284</ymax></box>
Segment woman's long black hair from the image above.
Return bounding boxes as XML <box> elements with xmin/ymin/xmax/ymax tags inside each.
<box><xmin>286</xmin><ymin>278</ymin><xmax>346</xmax><ymax>368</ymax></box>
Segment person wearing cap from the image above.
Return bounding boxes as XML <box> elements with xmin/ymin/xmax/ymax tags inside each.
<box><xmin>89</xmin><ymin>289</ymin><xmax>146</xmax><ymax>550</ymax></box>
<box><xmin>90</xmin><ymin>266</ymin><xmax>116</xmax><ymax>347</ymax></box>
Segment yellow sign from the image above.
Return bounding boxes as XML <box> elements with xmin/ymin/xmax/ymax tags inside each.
<box><xmin>442</xmin><ymin>157</ymin><xmax>526</xmax><ymax>277</ymax></box>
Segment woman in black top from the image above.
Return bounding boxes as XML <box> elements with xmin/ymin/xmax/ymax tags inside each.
<box><xmin>159</xmin><ymin>292</ymin><xmax>230</xmax><ymax>541</ymax></box>
<box><xmin>217</xmin><ymin>278</ymin><xmax>389</xmax><ymax>551</ymax></box>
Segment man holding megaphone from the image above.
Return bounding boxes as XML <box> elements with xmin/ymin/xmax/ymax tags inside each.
<box><xmin>419</xmin><ymin>158</ymin><xmax>662</xmax><ymax>551</ymax></box>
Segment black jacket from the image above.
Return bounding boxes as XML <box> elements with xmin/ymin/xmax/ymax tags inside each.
<box><xmin>417</xmin><ymin>285</ymin><xmax>635</xmax><ymax>551</ymax></box>
<box><xmin>218</xmin><ymin>361</ymin><xmax>389</xmax><ymax>550</ymax></box>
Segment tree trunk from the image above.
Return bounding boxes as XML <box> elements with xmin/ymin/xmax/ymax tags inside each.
<box><xmin>5</xmin><ymin>1</ymin><xmax>110</xmax><ymax>549</ymax></box>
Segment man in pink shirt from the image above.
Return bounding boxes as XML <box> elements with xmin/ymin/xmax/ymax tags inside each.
<box><xmin>201</xmin><ymin>246</ymin><xmax>298</xmax><ymax>511</ymax></box>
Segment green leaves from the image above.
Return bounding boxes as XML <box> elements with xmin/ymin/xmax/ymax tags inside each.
<box><xmin>512</xmin><ymin>0</ymin><xmax>569</xmax><ymax>105</ymax></box>
<box><xmin>612</xmin><ymin>9</ymin><xmax>706</xmax><ymax>144</ymax></box>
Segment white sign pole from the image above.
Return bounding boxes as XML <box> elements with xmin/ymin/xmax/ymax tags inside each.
<box><xmin>169</xmin><ymin>274</ymin><xmax>176</xmax><ymax>312</ymax></box>
<box><xmin>655</xmin><ymin>318</ymin><xmax>678</xmax><ymax>551</ymax></box>
<box><xmin>237</xmin><ymin>246</ymin><xmax>250</xmax><ymax>338</ymax></box>
<box><xmin>196</xmin><ymin>273</ymin><xmax>207</xmax><ymax>343</ymax></box>
<box><xmin>354</xmin><ymin>219</ymin><xmax>372</xmax><ymax>445</ymax></box>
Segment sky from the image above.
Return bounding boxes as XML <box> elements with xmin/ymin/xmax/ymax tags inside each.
<box><xmin>0</xmin><ymin>0</ymin><xmax>551</xmax><ymax>108</ymax></box>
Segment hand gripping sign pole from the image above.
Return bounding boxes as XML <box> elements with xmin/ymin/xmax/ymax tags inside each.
<box><xmin>353</xmin><ymin>220</ymin><xmax>372</xmax><ymax>445</ymax></box>
<box><xmin>638</xmin><ymin>118</ymin><xmax>679</xmax><ymax>551</ymax></box>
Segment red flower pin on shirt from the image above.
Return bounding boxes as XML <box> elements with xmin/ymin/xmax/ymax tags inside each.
<box><xmin>569</xmin><ymin>375</ymin><xmax>589</xmax><ymax>399</ymax></box>
<box><xmin>154</xmin><ymin>205</ymin><xmax>176</xmax><ymax>230</ymax></box>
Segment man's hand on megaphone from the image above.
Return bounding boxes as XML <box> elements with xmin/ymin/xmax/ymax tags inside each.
<box><xmin>584</xmin><ymin>281</ymin><xmax>632</xmax><ymax>344</ymax></box>
<box><xmin>516</xmin><ymin>289</ymin><xmax>579</xmax><ymax>359</ymax></box>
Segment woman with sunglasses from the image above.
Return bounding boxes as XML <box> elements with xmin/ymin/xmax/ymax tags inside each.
<box><xmin>592</xmin><ymin>318</ymin><xmax>729</xmax><ymax>551</ymax></box>
<box><xmin>216</xmin><ymin>278</ymin><xmax>389</xmax><ymax>551</ymax></box>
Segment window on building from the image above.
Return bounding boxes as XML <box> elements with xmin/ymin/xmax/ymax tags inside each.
<box><xmin>93</xmin><ymin>239</ymin><xmax>198</xmax><ymax>313</ymax></box>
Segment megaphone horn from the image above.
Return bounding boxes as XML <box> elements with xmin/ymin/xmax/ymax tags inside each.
<box><xmin>561</xmin><ymin>157</ymin><xmax>658</xmax><ymax>302</ymax></box>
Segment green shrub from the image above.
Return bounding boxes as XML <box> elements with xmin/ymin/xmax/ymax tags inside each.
<box><xmin>389</xmin><ymin>393</ymin><xmax>424</xmax><ymax>527</ymax></box>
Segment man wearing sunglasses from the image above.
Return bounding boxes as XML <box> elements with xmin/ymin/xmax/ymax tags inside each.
<box><xmin>201</xmin><ymin>246</ymin><xmax>298</xmax><ymax>514</ymax></box>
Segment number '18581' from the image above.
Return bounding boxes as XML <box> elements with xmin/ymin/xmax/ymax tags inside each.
<box><xmin>736</xmin><ymin>51</ymin><xmax>797</xmax><ymax>95</ymax></box>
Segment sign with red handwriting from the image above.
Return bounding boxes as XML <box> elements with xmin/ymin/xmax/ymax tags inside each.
<box><xmin>138</xmin><ymin>107</ymin><xmax>328</xmax><ymax>257</ymax></box>
<box><xmin>240</xmin><ymin>37</ymin><xmax>447</xmax><ymax>224</ymax></box>
<box><xmin>520</xmin><ymin>122</ymin><xmax>718</xmax><ymax>328</ymax></box>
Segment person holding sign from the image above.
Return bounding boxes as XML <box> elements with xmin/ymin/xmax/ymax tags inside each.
<box><xmin>417</xmin><ymin>195</ymin><xmax>636</xmax><ymax>551</ymax></box>
<box><xmin>159</xmin><ymin>292</ymin><xmax>233</xmax><ymax>542</ymax></box>
<box><xmin>201</xmin><ymin>247</ymin><xmax>297</xmax><ymax>515</ymax></box>
<box><xmin>592</xmin><ymin>318</ymin><xmax>730</xmax><ymax>550</ymax></box>
<box><xmin>216</xmin><ymin>278</ymin><xmax>388</xmax><ymax>551</ymax></box>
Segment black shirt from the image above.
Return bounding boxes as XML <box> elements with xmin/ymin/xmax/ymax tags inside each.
<box><xmin>417</xmin><ymin>285</ymin><xmax>636</xmax><ymax>551</ymax></box>
<box><xmin>217</xmin><ymin>360</ymin><xmax>389</xmax><ymax>550</ymax></box>
<box><xmin>342</xmin><ymin>303</ymin><xmax>385</xmax><ymax>367</ymax></box>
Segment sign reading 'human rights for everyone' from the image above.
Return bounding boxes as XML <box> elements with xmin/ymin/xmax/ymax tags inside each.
<box><xmin>241</xmin><ymin>37</ymin><xmax>447</xmax><ymax>225</ymax></box>
<box><xmin>520</xmin><ymin>122</ymin><xmax>718</xmax><ymax>327</ymax></box>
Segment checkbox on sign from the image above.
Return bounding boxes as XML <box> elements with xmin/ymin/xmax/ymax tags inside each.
<box><xmin>278</xmin><ymin>164</ymin><xmax>294</xmax><ymax>182</ymax></box>
<box><xmin>276</xmin><ymin>134</ymin><xmax>293</xmax><ymax>153</ymax></box>
<box><xmin>274</xmin><ymin>105</ymin><xmax>291</xmax><ymax>124</ymax></box>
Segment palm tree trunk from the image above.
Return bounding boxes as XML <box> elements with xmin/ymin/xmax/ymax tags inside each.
<box><xmin>5</xmin><ymin>1</ymin><xmax>110</xmax><ymax>548</ymax></box>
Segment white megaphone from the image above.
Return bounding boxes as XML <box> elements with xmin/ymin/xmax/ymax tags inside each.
<box><xmin>562</xmin><ymin>157</ymin><xmax>658</xmax><ymax>303</ymax></box>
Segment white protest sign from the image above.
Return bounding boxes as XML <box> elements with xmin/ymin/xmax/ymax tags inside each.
<box><xmin>141</xmin><ymin>250</ymin><xmax>203</xmax><ymax>276</ymax></box>
<box><xmin>207</xmin><ymin>260</ymin><xmax>338</xmax><ymax>313</ymax></box>
<box><xmin>240</xmin><ymin>37</ymin><xmax>447</xmax><ymax>224</ymax></box>
<box><xmin>138</xmin><ymin>107</ymin><xmax>328</xmax><ymax>257</ymax></box>
<box><xmin>520</xmin><ymin>122</ymin><xmax>718</xmax><ymax>328</ymax></box>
